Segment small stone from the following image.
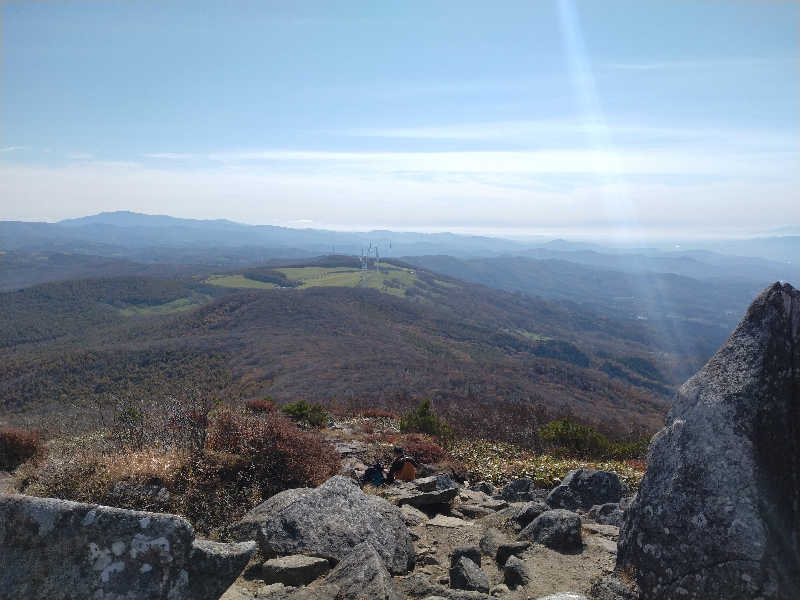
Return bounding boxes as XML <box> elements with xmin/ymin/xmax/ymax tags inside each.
<box><xmin>519</xmin><ymin>509</ymin><xmax>582</xmax><ymax>553</ymax></box>
<box><xmin>513</xmin><ymin>501</ymin><xmax>549</xmax><ymax>528</ymax></box>
<box><xmin>470</xmin><ymin>481</ymin><xmax>496</xmax><ymax>495</ymax></box>
<box><xmin>449</xmin><ymin>556</ymin><xmax>489</xmax><ymax>593</ymax></box>
<box><xmin>496</xmin><ymin>541</ymin><xmax>530</xmax><ymax>566</ymax></box>
<box><xmin>450</xmin><ymin>546</ymin><xmax>481</xmax><ymax>568</ymax></box>
<box><xmin>503</xmin><ymin>555</ymin><xmax>531</xmax><ymax>588</ymax></box>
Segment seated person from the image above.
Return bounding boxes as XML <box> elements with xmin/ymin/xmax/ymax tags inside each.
<box><xmin>362</xmin><ymin>462</ymin><xmax>386</xmax><ymax>487</ymax></box>
<box><xmin>387</xmin><ymin>446</ymin><xmax>419</xmax><ymax>482</ymax></box>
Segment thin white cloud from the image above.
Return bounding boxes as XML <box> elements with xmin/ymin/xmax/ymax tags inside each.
<box><xmin>338</xmin><ymin>120</ymin><xmax>797</xmax><ymax>150</ymax></box>
<box><xmin>0</xmin><ymin>146</ymin><xmax>26</xmax><ymax>153</ymax></box>
<box><xmin>602</xmin><ymin>57</ymin><xmax>794</xmax><ymax>71</ymax></box>
<box><xmin>142</xmin><ymin>148</ymin><xmax>794</xmax><ymax>178</ymax></box>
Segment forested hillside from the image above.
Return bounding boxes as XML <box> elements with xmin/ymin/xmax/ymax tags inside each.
<box><xmin>0</xmin><ymin>266</ymin><xmax>675</xmax><ymax>438</ymax></box>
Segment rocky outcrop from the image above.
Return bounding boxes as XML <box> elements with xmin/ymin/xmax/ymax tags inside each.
<box><xmin>0</xmin><ymin>494</ymin><xmax>255</xmax><ymax>600</ymax></box>
<box><xmin>617</xmin><ymin>282</ymin><xmax>800</xmax><ymax>599</ymax></box>
<box><xmin>546</xmin><ymin>469</ymin><xmax>622</xmax><ymax>511</ymax></box>
<box><xmin>519</xmin><ymin>509</ymin><xmax>582</xmax><ymax>553</ymax></box>
<box><xmin>250</xmin><ymin>476</ymin><xmax>413</xmax><ymax>575</ymax></box>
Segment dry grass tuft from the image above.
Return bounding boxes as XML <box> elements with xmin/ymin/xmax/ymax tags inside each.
<box><xmin>19</xmin><ymin>407</ymin><xmax>340</xmax><ymax>535</ymax></box>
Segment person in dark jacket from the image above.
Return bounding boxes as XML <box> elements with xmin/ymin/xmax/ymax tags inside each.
<box><xmin>363</xmin><ymin>462</ymin><xmax>386</xmax><ymax>487</ymax></box>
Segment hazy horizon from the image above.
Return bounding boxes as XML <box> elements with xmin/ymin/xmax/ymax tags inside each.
<box><xmin>3</xmin><ymin>1</ymin><xmax>799</xmax><ymax>233</ymax></box>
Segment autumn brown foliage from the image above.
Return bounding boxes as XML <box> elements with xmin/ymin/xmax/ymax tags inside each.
<box><xmin>384</xmin><ymin>433</ymin><xmax>447</xmax><ymax>464</ymax></box>
<box><xmin>0</xmin><ymin>427</ymin><xmax>41</xmax><ymax>470</ymax></box>
<box><xmin>245</xmin><ymin>398</ymin><xmax>276</xmax><ymax>413</ymax></box>
<box><xmin>20</xmin><ymin>407</ymin><xmax>340</xmax><ymax>534</ymax></box>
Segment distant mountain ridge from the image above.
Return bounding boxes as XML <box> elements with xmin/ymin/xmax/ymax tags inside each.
<box><xmin>1</xmin><ymin>212</ymin><xmax>526</xmax><ymax>258</ymax></box>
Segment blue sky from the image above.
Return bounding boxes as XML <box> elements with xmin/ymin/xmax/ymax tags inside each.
<box><xmin>2</xmin><ymin>0</ymin><xmax>798</xmax><ymax>236</ymax></box>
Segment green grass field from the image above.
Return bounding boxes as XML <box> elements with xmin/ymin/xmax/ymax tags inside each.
<box><xmin>205</xmin><ymin>263</ymin><xmax>420</xmax><ymax>297</ymax></box>
<box><xmin>204</xmin><ymin>274</ymin><xmax>277</xmax><ymax>289</ymax></box>
<box><xmin>117</xmin><ymin>294</ymin><xmax>212</xmax><ymax>317</ymax></box>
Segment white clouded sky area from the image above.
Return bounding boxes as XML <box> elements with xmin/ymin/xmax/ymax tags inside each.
<box><xmin>1</xmin><ymin>0</ymin><xmax>798</xmax><ymax>236</ymax></box>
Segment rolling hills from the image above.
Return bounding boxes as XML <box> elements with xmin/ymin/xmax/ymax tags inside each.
<box><xmin>0</xmin><ymin>261</ymin><xmax>675</xmax><ymax>439</ymax></box>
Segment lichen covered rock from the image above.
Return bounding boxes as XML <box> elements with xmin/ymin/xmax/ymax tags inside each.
<box><xmin>617</xmin><ymin>282</ymin><xmax>800</xmax><ymax>599</ymax></box>
<box><xmin>0</xmin><ymin>494</ymin><xmax>255</xmax><ymax>600</ymax></box>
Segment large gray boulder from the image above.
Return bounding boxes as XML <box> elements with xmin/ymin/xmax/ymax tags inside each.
<box><xmin>546</xmin><ymin>469</ymin><xmax>622</xmax><ymax>511</ymax></box>
<box><xmin>617</xmin><ymin>282</ymin><xmax>800</xmax><ymax>599</ymax></box>
<box><xmin>0</xmin><ymin>494</ymin><xmax>255</xmax><ymax>600</ymax></box>
<box><xmin>251</xmin><ymin>476</ymin><xmax>413</xmax><ymax>574</ymax></box>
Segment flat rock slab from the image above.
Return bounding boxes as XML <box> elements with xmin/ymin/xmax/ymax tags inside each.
<box><xmin>0</xmin><ymin>494</ymin><xmax>255</xmax><ymax>600</ymax></box>
<box><xmin>262</xmin><ymin>555</ymin><xmax>330</xmax><ymax>587</ymax></box>
<box><xmin>426</xmin><ymin>515</ymin><xmax>473</xmax><ymax>528</ymax></box>
<box><xmin>384</xmin><ymin>474</ymin><xmax>459</xmax><ymax>507</ymax></box>
<box><xmin>453</xmin><ymin>504</ymin><xmax>494</xmax><ymax>519</ymax></box>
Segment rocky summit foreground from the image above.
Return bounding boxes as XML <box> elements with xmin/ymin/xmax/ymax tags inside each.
<box><xmin>617</xmin><ymin>282</ymin><xmax>800</xmax><ymax>599</ymax></box>
<box><xmin>0</xmin><ymin>494</ymin><xmax>256</xmax><ymax>600</ymax></box>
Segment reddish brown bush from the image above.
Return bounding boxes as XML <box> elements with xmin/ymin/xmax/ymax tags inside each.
<box><xmin>246</xmin><ymin>398</ymin><xmax>276</xmax><ymax>413</ymax></box>
<box><xmin>206</xmin><ymin>409</ymin><xmax>340</xmax><ymax>495</ymax></box>
<box><xmin>360</xmin><ymin>408</ymin><xmax>399</xmax><ymax>419</ymax></box>
<box><xmin>0</xmin><ymin>428</ymin><xmax>42</xmax><ymax>470</ymax></box>
<box><xmin>385</xmin><ymin>433</ymin><xmax>447</xmax><ymax>464</ymax></box>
